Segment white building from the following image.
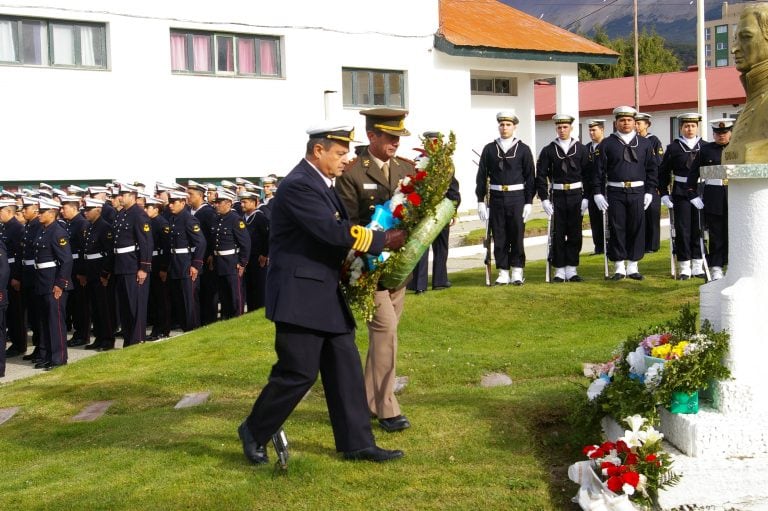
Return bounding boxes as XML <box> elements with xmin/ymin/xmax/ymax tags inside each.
<box><xmin>0</xmin><ymin>0</ymin><xmax>615</xmax><ymax>209</ymax></box>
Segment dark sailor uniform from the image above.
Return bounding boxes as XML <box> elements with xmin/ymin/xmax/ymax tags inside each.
<box><xmin>0</xmin><ymin>240</ymin><xmax>9</xmax><ymax>376</ymax></box>
<box><xmin>64</xmin><ymin>213</ymin><xmax>90</xmax><ymax>344</ymax></box>
<box><xmin>83</xmin><ymin>216</ymin><xmax>115</xmax><ymax>349</ymax></box>
<box><xmin>642</xmin><ymin>134</ymin><xmax>665</xmax><ymax>252</ymax></box>
<box><xmin>148</xmin><ymin>214</ymin><xmax>171</xmax><ymax>339</ymax></box>
<box><xmin>19</xmin><ymin>218</ymin><xmax>42</xmax><ymax>357</ymax></box>
<box><xmin>1</xmin><ymin>217</ymin><xmax>26</xmax><ymax>355</ymax></box>
<box><xmin>192</xmin><ymin>203</ymin><xmax>218</xmax><ymax>325</ymax></box>
<box><xmin>584</xmin><ymin>140</ymin><xmax>605</xmax><ymax>254</ymax></box>
<box><xmin>688</xmin><ymin>141</ymin><xmax>729</xmax><ymax>269</ymax></box>
<box><xmin>168</xmin><ymin>209</ymin><xmax>206</xmax><ymax>331</ymax></box>
<box><xmin>243</xmin><ymin>204</ymin><xmax>270</xmax><ymax>311</ymax></box>
<box><xmin>211</xmin><ymin>210</ymin><xmax>250</xmax><ymax>318</ymax></box>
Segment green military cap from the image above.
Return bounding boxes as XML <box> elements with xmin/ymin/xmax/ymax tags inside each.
<box><xmin>360</xmin><ymin>108</ymin><xmax>411</xmax><ymax>136</ymax></box>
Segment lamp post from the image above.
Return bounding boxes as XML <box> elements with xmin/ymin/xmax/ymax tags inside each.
<box><xmin>697</xmin><ymin>0</ymin><xmax>708</xmax><ymax>128</ymax></box>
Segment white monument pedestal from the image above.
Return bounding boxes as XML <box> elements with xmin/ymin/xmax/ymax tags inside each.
<box><xmin>658</xmin><ymin>164</ymin><xmax>768</xmax><ymax>510</ymax></box>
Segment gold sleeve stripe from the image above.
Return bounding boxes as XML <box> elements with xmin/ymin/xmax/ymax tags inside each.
<box><xmin>350</xmin><ymin>225</ymin><xmax>373</xmax><ymax>252</ymax></box>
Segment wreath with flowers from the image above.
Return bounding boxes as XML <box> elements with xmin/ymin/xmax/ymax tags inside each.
<box><xmin>341</xmin><ymin>132</ymin><xmax>457</xmax><ymax>320</ymax></box>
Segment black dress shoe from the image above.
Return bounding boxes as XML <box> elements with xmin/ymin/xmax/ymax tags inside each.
<box><xmin>511</xmin><ymin>279</ymin><xmax>524</xmax><ymax>286</ymax></box>
<box><xmin>5</xmin><ymin>347</ymin><xmax>26</xmax><ymax>358</ymax></box>
<box><xmin>44</xmin><ymin>362</ymin><xmax>66</xmax><ymax>371</ymax></box>
<box><xmin>238</xmin><ymin>422</ymin><xmax>269</xmax><ymax>465</ymax></box>
<box><xmin>35</xmin><ymin>361</ymin><xmax>53</xmax><ymax>370</ymax></box>
<box><xmin>84</xmin><ymin>342</ymin><xmax>102</xmax><ymax>350</ymax></box>
<box><xmin>610</xmin><ymin>273</ymin><xmax>626</xmax><ymax>281</ymax></box>
<box><xmin>22</xmin><ymin>351</ymin><xmax>39</xmax><ymax>361</ymax></box>
<box><xmin>432</xmin><ymin>282</ymin><xmax>452</xmax><ymax>290</ymax></box>
<box><xmin>678</xmin><ymin>274</ymin><xmax>690</xmax><ymax>281</ymax></box>
<box><xmin>568</xmin><ymin>275</ymin><xmax>584</xmax><ymax>282</ymax></box>
<box><xmin>98</xmin><ymin>344</ymin><xmax>114</xmax><ymax>352</ymax></box>
<box><xmin>414</xmin><ymin>289</ymin><xmax>426</xmax><ymax>295</ymax></box>
<box><xmin>343</xmin><ymin>445</ymin><xmax>404</xmax><ymax>462</ymax></box>
<box><xmin>68</xmin><ymin>338</ymin><xmax>87</xmax><ymax>347</ymax></box>
<box><xmin>552</xmin><ymin>276</ymin><xmax>565</xmax><ymax>283</ymax></box>
<box><xmin>628</xmin><ymin>272</ymin><xmax>644</xmax><ymax>281</ymax></box>
<box><xmin>378</xmin><ymin>415</ymin><xmax>411</xmax><ymax>432</ymax></box>
<box><xmin>694</xmin><ymin>273</ymin><xmax>706</xmax><ymax>279</ymax></box>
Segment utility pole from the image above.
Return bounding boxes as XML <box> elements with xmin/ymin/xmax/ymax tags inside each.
<box><xmin>633</xmin><ymin>0</ymin><xmax>640</xmax><ymax>110</ymax></box>
<box><xmin>697</xmin><ymin>0</ymin><xmax>708</xmax><ymax>128</ymax></box>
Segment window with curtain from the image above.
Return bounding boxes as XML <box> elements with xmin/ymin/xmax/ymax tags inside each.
<box><xmin>171</xmin><ymin>29</ymin><xmax>281</xmax><ymax>77</ymax></box>
<box><xmin>341</xmin><ymin>68</ymin><xmax>406</xmax><ymax>108</ymax></box>
<box><xmin>0</xmin><ymin>16</ymin><xmax>106</xmax><ymax>68</ymax></box>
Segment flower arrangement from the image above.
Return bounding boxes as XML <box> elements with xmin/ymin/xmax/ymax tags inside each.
<box><xmin>341</xmin><ymin>132</ymin><xmax>457</xmax><ymax>320</ymax></box>
<box><xmin>583</xmin><ymin>304</ymin><xmax>730</xmax><ymax>424</ymax></box>
<box><xmin>569</xmin><ymin>415</ymin><xmax>680</xmax><ymax>510</ymax></box>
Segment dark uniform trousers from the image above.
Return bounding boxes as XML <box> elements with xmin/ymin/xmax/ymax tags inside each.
<box><xmin>88</xmin><ymin>280</ymin><xmax>115</xmax><ymax>347</ymax></box>
<box><xmin>408</xmin><ymin>224</ymin><xmax>450</xmax><ymax>291</ymax></box>
<box><xmin>149</xmin><ymin>271</ymin><xmax>171</xmax><ymax>337</ymax></box>
<box><xmin>644</xmin><ymin>192</ymin><xmax>661</xmax><ymax>252</ymax></box>
<box><xmin>116</xmin><ymin>276</ymin><xmax>149</xmax><ymax>347</ymax></box>
<box><xmin>218</xmin><ymin>272</ymin><xmax>244</xmax><ymax>319</ymax></box>
<box><xmin>490</xmin><ymin>191</ymin><xmax>526</xmax><ymax>269</ymax></box>
<box><xmin>67</xmin><ymin>273</ymin><xmax>90</xmax><ymax>342</ymax></box>
<box><xmin>245</xmin><ymin>264</ymin><xmax>266</xmax><ymax>311</ymax></box>
<box><xmin>21</xmin><ymin>265</ymin><xmax>41</xmax><ymax>354</ymax></box>
<box><xmin>587</xmin><ymin>197</ymin><xmax>605</xmax><ymax>253</ymax></box>
<box><xmin>170</xmin><ymin>277</ymin><xmax>199</xmax><ymax>331</ymax></box>
<box><xmin>671</xmin><ymin>196</ymin><xmax>702</xmax><ymax>261</ymax></box>
<box><xmin>39</xmin><ymin>292</ymin><xmax>68</xmax><ymax>365</ymax></box>
<box><xmin>607</xmin><ymin>188</ymin><xmax>646</xmax><ymax>262</ymax></box>
<box><xmin>6</xmin><ymin>287</ymin><xmax>25</xmax><ymax>353</ymax></box>
<box><xmin>705</xmin><ymin>204</ymin><xmax>727</xmax><ymax>267</ymax></box>
<box><xmin>551</xmin><ymin>190</ymin><xmax>584</xmax><ymax>267</ymax></box>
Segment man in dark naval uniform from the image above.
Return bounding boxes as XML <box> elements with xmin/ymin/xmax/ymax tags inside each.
<box><xmin>187</xmin><ymin>181</ymin><xmax>218</xmax><ymax>325</ymax></box>
<box><xmin>0</xmin><ymin>199</ymin><xmax>26</xmax><ymax>358</ymax></box>
<box><xmin>167</xmin><ymin>191</ymin><xmax>206</xmax><ymax>332</ymax></box>
<box><xmin>592</xmin><ymin>106</ymin><xmax>658</xmax><ymax>280</ymax></box>
<box><xmin>336</xmin><ymin>108</ymin><xmax>414</xmax><ymax>433</ymax></box>
<box><xmin>144</xmin><ymin>197</ymin><xmax>171</xmax><ymax>341</ymax></box>
<box><xmin>536</xmin><ymin>114</ymin><xmax>590</xmax><ymax>282</ymax></box>
<box><xmin>241</xmin><ymin>191</ymin><xmax>269</xmax><ymax>311</ymax></box>
<box><xmin>33</xmin><ymin>197</ymin><xmax>73</xmax><ymax>370</ymax></box>
<box><xmin>584</xmin><ymin>119</ymin><xmax>606</xmax><ymax>255</ymax></box>
<box><xmin>239</xmin><ymin>122</ymin><xmax>407</xmax><ymax>465</ymax></box>
<box><xmin>475</xmin><ymin>110</ymin><xmax>535</xmax><ymax>285</ymax></box>
<box><xmin>211</xmin><ymin>188</ymin><xmax>250</xmax><ymax>319</ymax></box>
<box><xmin>0</xmin><ymin>237</ymin><xmax>9</xmax><ymax>377</ymax></box>
<box><xmin>110</xmin><ymin>183</ymin><xmax>153</xmax><ymax>346</ymax></box>
<box><xmin>18</xmin><ymin>196</ymin><xmax>42</xmax><ymax>362</ymax></box>
<box><xmin>635</xmin><ymin>113</ymin><xmax>665</xmax><ymax>253</ymax></box>
<box><xmin>687</xmin><ymin>118</ymin><xmax>735</xmax><ymax>281</ymax></box>
<box><xmin>659</xmin><ymin>112</ymin><xmax>705</xmax><ymax>280</ymax></box>
<box><xmin>60</xmin><ymin>195</ymin><xmax>90</xmax><ymax>347</ymax></box>
<box><xmin>81</xmin><ymin>198</ymin><xmax>116</xmax><ymax>351</ymax></box>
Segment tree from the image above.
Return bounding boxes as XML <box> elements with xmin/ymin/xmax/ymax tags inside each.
<box><xmin>579</xmin><ymin>26</ymin><xmax>682</xmax><ymax>81</ymax></box>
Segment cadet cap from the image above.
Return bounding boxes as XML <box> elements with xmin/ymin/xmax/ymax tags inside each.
<box><xmin>84</xmin><ymin>198</ymin><xmax>105</xmax><ymax>209</ymax></box>
<box><xmin>144</xmin><ymin>196</ymin><xmax>163</xmax><ymax>206</ymax></box>
<box><xmin>119</xmin><ymin>183</ymin><xmax>139</xmax><ymax>194</ymax></box>
<box><xmin>168</xmin><ymin>190</ymin><xmax>188</xmax><ymax>201</ymax></box>
<box><xmin>360</xmin><ymin>108</ymin><xmax>411</xmax><ymax>137</ymax></box>
<box><xmin>678</xmin><ymin>112</ymin><xmax>702</xmax><ymax>123</ymax></box>
<box><xmin>220</xmin><ymin>180</ymin><xmax>237</xmax><ymax>191</ymax></box>
<box><xmin>68</xmin><ymin>185</ymin><xmax>87</xmax><ymax>196</ymax></box>
<box><xmin>215</xmin><ymin>188</ymin><xmax>236</xmax><ymax>202</ymax></box>
<box><xmin>306</xmin><ymin>122</ymin><xmax>360</xmax><ymax>143</ymax></box>
<box><xmin>552</xmin><ymin>114</ymin><xmax>575</xmax><ymax>124</ymax></box>
<box><xmin>613</xmin><ymin>106</ymin><xmax>637</xmax><ymax>119</ymax></box>
<box><xmin>59</xmin><ymin>195</ymin><xmax>83</xmax><ymax>205</ymax></box>
<box><xmin>186</xmin><ymin>180</ymin><xmax>207</xmax><ymax>193</ymax></box>
<box><xmin>37</xmin><ymin>189</ymin><xmax>53</xmax><ymax>199</ymax></box>
<box><xmin>38</xmin><ymin>197</ymin><xmax>61</xmax><ymax>211</ymax></box>
<box><xmin>244</xmin><ymin>183</ymin><xmax>263</xmax><ymax>192</ymax></box>
<box><xmin>204</xmin><ymin>183</ymin><xmax>217</xmax><ymax>192</ymax></box>
<box><xmin>239</xmin><ymin>191</ymin><xmax>260</xmax><ymax>200</ymax></box>
<box><xmin>39</xmin><ymin>182</ymin><xmax>53</xmax><ymax>191</ymax></box>
<box><xmin>710</xmin><ymin>118</ymin><xmax>736</xmax><ymax>133</ymax></box>
<box><xmin>496</xmin><ymin>111</ymin><xmax>519</xmax><ymax>125</ymax></box>
<box><xmin>235</xmin><ymin>177</ymin><xmax>253</xmax><ymax>186</ymax></box>
<box><xmin>587</xmin><ymin>119</ymin><xmax>605</xmax><ymax>128</ymax></box>
<box><xmin>634</xmin><ymin>112</ymin><xmax>652</xmax><ymax>122</ymax></box>
<box><xmin>21</xmin><ymin>196</ymin><xmax>38</xmax><ymax>207</ymax></box>
<box><xmin>88</xmin><ymin>186</ymin><xmax>109</xmax><ymax>195</ymax></box>
<box><xmin>0</xmin><ymin>199</ymin><xmax>17</xmax><ymax>208</ymax></box>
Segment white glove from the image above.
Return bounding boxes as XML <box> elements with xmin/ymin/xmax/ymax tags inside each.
<box><xmin>690</xmin><ymin>196</ymin><xmax>704</xmax><ymax>210</ymax></box>
<box><xmin>541</xmin><ymin>199</ymin><xmax>554</xmax><ymax>217</ymax></box>
<box><xmin>661</xmin><ymin>195</ymin><xmax>674</xmax><ymax>209</ymax></box>
<box><xmin>477</xmin><ymin>202</ymin><xmax>488</xmax><ymax>221</ymax></box>
<box><xmin>643</xmin><ymin>193</ymin><xmax>653</xmax><ymax>210</ymax></box>
<box><xmin>594</xmin><ymin>194</ymin><xmax>609</xmax><ymax>212</ymax></box>
<box><xmin>522</xmin><ymin>204</ymin><xmax>532</xmax><ymax>222</ymax></box>
<box><xmin>580</xmin><ymin>198</ymin><xmax>589</xmax><ymax>215</ymax></box>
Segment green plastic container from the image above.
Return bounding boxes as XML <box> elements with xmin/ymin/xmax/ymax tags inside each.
<box><xmin>669</xmin><ymin>390</ymin><xmax>699</xmax><ymax>414</ymax></box>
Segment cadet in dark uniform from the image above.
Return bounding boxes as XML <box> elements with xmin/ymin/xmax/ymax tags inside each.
<box><xmin>536</xmin><ymin>114</ymin><xmax>590</xmax><ymax>282</ymax></box>
<box><xmin>60</xmin><ymin>195</ymin><xmax>90</xmax><ymax>346</ymax></box>
<box><xmin>635</xmin><ymin>113</ymin><xmax>665</xmax><ymax>253</ymax></box>
<box><xmin>475</xmin><ymin>111</ymin><xmax>535</xmax><ymax>285</ymax></box>
<box><xmin>659</xmin><ymin>113</ymin><xmax>705</xmax><ymax>280</ymax></box>
<box><xmin>19</xmin><ymin>196</ymin><xmax>42</xmax><ymax>362</ymax></box>
<box><xmin>81</xmin><ymin>198</ymin><xmax>116</xmax><ymax>351</ymax></box>
<box><xmin>241</xmin><ymin>191</ymin><xmax>270</xmax><ymax>311</ymax></box>
<box><xmin>211</xmin><ymin>189</ymin><xmax>251</xmax><ymax>319</ymax></box>
<box><xmin>239</xmin><ymin>122</ymin><xmax>406</xmax><ymax>465</ymax></box>
<box><xmin>687</xmin><ymin>118</ymin><xmax>735</xmax><ymax>281</ymax></box>
<box><xmin>0</xmin><ymin>199</ymin><xmax>26</xmax><ymax>358</ymax></box>
<box><xmin>584</xmin><ymin>119</ymin><xmax>606</xmax><ymax>254</ymax></box>
<box><xmin>593</xmin><ymin>106</ymin><xmax>658</xmax><ymax>280</ymax></box>
<box><xmin>110</xmin><ymin>183</ymin><xmax>152</xmax><ymax>346</ymax></box>
<box><xmin>187</xmin><ymin>181</ymin><xmax>218</xmax><ymax>325</ymax></box>
<box><xmin>34</xmin><ymin>197</ymin><xmax>73</xmax><ymax>370</ymax></box>
<box><xmin>89</xmin><ymin>186</ymin><xmax>117</xmax><ymax>224</ymax></box>
<box><xmin>145</xmin><ymin>197</ymin><xmax>171</xmax><ymax>340</ymax></box>
<box><xmin>167</xmin><ymin>191</ymin><xmax>206</xmax><ymax>332</ymax></box>
<box><xmin>0</xmin><ymin>237</ymin><xmax>9</xmax><ymax>377</ymax></box>
<box><xmin>336</xmin><ymin>108</ymin><xmax>414</xmax><ymax>433</ymax></box>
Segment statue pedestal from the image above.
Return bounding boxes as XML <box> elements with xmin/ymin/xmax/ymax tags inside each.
<box><xmin>658</xmin><ymin>164</ymin><xmax>768</xmax><ymax>509</ymax></box>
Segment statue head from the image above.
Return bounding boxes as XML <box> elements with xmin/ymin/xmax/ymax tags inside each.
<box><xmin>733</xmin><ymin>4</ymin><xmax>768</xmax><ymax>73</ymax></box>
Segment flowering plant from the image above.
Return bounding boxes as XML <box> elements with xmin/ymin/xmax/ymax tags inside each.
<box><xmin>341</xmin><ymin>132</ymin><xmax>457</xmax><ymax>320</ymax></box>
<box><xmin>570</xmin><ymin>415</ymin><xmax>680</xmax><ymax>510</ymax></box>
<box><xmin>583</xmin><ymin>304</ymin><xmax>730</xmax><ymax>423</ymax></box>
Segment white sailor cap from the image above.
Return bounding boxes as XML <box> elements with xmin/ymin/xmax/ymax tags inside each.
<box><xmin>83</xmin><ymin>198</ymin><xmax>105</xmax><ymax>209</ymax></box>
<box><xmin>220</xmin><ymin>180</ymin><xmax>237</xmax><ymax>191</ymax></box>
<box><xmin>215</xmin><ymin>188</ymin><xmax>236</xmax><ymax>202</ymax></box>
<box><xmin>88</xmin><ymin>186</ymin><xmax>109</xmax><ymax>195</ymax></box>
<box><xmin>59</xmin><ymin>195</ymin><xmax>83</xmax><ymax>205</ymax></box>
<box><xmin>144</xmin><ymin>196</ymin><xmax>164</xmax><ymax>206</ymax></box>
<box><xmin>613</xmin><ymin>106</ymin><xmax>637</xmax><ymax>118</ymax></box>
<box><xmin>38</xmin><ymin>197</ymin><xmax>61</xmax><ymax>210</ymax></box>
<box><xmin>552</xmin><ymin>114</ymin><xmax>575</xmax><ymax>124</ymax></box>
<box><xmin>306</xmin><ymin>122</ymin><xmax>360</xmax><ymax>143</ymax></box>
<box><xmin>21</xmin><ymin>196</ymin><xmax>38</xmax><ymax>207</ymax></box>
<box><xmin>239</xmin><ymin>191</ymin><xmax>260</xmax><ymax>200</ymax></box>
<box><xmin>587</xmin><ymin>119</ymin><xmax>606</xmax><ymax>128</ymax></box>
<box><xmin>119</xmin><ymin>183</ymin><xmax>139</xmax><ymax>194</ymax></box>
<box><xmin>677</xmin><ymin>112</ymin><xmax>702</xmax><ymax>123</ymax></box>
<box><xmin>168</xmin><ymin>190</ymin><xmax>188</xmax><ymax>201</ymax></box>
<box><xmin>496</xmin><ymin>111</ymin><xmax>519</xmax><ymax>124</ymax></box>
<box><xmin>39</xmin><ymin>182</ymin><xmax>53</xmax><ymax>191</ymax></box>
<box><xmin>235</xmin><ymin>177</ymin><xmax>253</xmax><ymax>186</ymax></box>
<box><xmin>710</xmin><ymin>118</ymin><xmax>736</xmax><ymax>132</ymax></box>
<box><xmin>68</xmin><ymin>185</ymin><xmax>87</xmax><ymax>195</ymax></box>
<box><xmin>634</xmin><ymin>112</ymin><xmax>652</xmax><ymax>122</ymax></box>
<box><xmin>186</xmin><ymin>180</ymin><xmax>206</xmax><ymax>193</ymax></box>
<box><xmin>0</xmin><ymin>199</ymin><xmax>18</xmax><ymax>209</ymax></box>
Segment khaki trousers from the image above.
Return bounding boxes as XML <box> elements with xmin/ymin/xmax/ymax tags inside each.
<box><xmin>365</xmin><ymin>286</ymin><xmax>405</xmax><ymax>419</ymax></box>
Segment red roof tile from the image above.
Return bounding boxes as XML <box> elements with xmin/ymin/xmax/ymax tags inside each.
<box><xmin>438</xmin><ymin>0</ymin><xmax>618</xmax><ymax>59</ymax></box>
<box><xmin>535</xmin><ymin>66</ymin><xmax>745</xmax><ymax>119</ymax></box>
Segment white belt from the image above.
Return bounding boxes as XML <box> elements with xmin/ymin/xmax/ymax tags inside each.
<box><xmin>7</xmin><ymin>257</ymin><xmax>15</xmax><ymax>264</ymax></box>
<box><xmin>705</xmin><ymin>179</ymin><xmax>728</xmax><ymax>186</ymax></box>
<box><xmin>152</xmin><ymin>250</ymin><xmax>160</xmax><ymax>256</ymax></box>
<box><xmin>489</xmin><ymin>183</ymin><xmax>524</xmax><ymax>192</ymax></box>
<box><xmin>35</xmin><ymin>261</ymin><xmax>57</xmax><ymax>269</ymax></box>
<box><xmin>552</xmin><ymin>182</ymin><xmax>582</xmax><ymax>191</ymax></box>
<box><xmin>214</xmin><ymin>249</ymin><xmax>237</xmax><ymax>256</ymax></box>
<box><xmin>171</xmin><ymin>247</ymin><xmax>191</xmax><ymax>254</ymax></box>
<box><xmin>23</xmin><ymin>259</ymin><xmax>35</xmax><ymax>266</ymax></box>
<box><xmin>72</xmin><ymin>254</ymin><xmax>80</xmax><ymax>260</ymax></box>
<box><xmin>114</xmin><ymin>245</ymin><xmax>136</xmax><ymax>254</ymax></box>
<box><xmin>85</xmin><ymin>253</ymin><xmax>103</xmax><ymax>260</ymax></box>
<box><xmin>674</xmin><ymin>175</ymin><xmax>688</xmax><ymax>183</ymax></box>
<box><xmin>607</xmin><ymin>180</ymin><xmax>644</xmax><ymax>188</ymax></box>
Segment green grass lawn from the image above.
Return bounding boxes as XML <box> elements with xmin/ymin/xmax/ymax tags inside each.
<box><xmin>0</xmin><ymin>243</ymin><xmax>699</xmax><ymax>510</ymax></box>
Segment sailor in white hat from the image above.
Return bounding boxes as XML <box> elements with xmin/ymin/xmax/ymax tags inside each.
<box><xmin>211</xmin><ymin>187</ymin><xmax>250</xmax><ymax>318</ymax></box>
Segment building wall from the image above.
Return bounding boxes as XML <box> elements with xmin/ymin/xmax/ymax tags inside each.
<box><xmin>705</xmin><ymin>1</ymin><xmax>748</xmax><ymax>68</ymax></box>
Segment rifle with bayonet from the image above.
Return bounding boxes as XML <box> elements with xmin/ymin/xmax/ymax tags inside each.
<box><xmin>669</xmin><ymin>208</ymin><xmax>678</xmax><ymax>280</ymax></box>
<box><xmin>698</xmin><ymin>209</ymin><xmax>711</xmax><ymax>282</ymax></box>
<box><xmin>474</xmin><ymin>149</ymin><xmax>493</xmax><ymax>286</ymax></box>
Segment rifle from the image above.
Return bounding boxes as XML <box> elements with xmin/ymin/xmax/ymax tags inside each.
<box><xmin>474</xmin><ymin>149</ymin><xmax>493</xmax><ymax>286</ymax></box>
<box><xmin>545</xmin><ymin>184</ymin><xmax>554</xmax><ymax>283</ymax></box>
<box><xmin>602</xmin><ymin>209</ymin><xmax>610</xmax><ymax>279</ymax></box>
<box><xmin>271</xmin><ymin>427</ymin><xmax>289</xmax><ymax>473</ymax></box>
<box><xmin>698</xmin><ymin>209</ymin><xmax>711</xmax><ymax>282</ymax></box>
<box><xmin>669</xmin><ymin>208</ymin><xmax>678</xmax><ymax>280</ymax></box>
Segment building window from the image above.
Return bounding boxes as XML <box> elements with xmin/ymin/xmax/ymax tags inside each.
<box><xmin>170</xmin><ymin>30</ymin><xmax>281</xmax><ymax>77</ymax></box>
<box><xmin>705</xmin><ymin>27</ymin><xmax>711</xmax><ymax>41</ymax></box>
<box><xmin>342</xmin><ymin>68</ymin><xmax>405</xmax><ymax>107</ymax></box>
<box><xmin>705</xmin><ymin>46</ymin><xmax>711</xmax><ymax>57</ymax></box>
<box><xmin>716</xmin><ymin>58</ymin><xmax>728</xmax><ymax>67</ymax></box>
<box><xmin>716</xmin><ymin>42</ymin><xmax>726</xmax><ymax>51</ymax></box>
<box><xmin>0</xmin><ymin>16</ymin><xmax>107</xmax><ymax>68</ymax></box>
<box><xmin>470</xmin><ymin>76</ymin><xmax>518</xmax><ymax>96</ymax></box>
<box><xmin>716</xmin><ymin>25</ymin><xmax>727</xmax><ymax>34</ymax></box>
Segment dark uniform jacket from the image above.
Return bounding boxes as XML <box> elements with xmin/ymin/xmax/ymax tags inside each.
<box><xmin>643</xmin><ymin>134</ymin><xmax>665</xmax><ymax>195</ymax></box>
<box><xmin>688</xmin><ymin>141</ymin><xmax>728</xmax><ymax>216</ymax></box>
<box><xmin>475</xmin><ymin>138</ymin><xmax>536</xmax><ymax>203</ymax></box>
<box><xmin>211</xmin><ymin>210</ymin><xmax>250</xmax><ymax>275</ymax></box>
<box><xmin>110</xmin><ymin>204</ymin><xmax>153</xmax><ymax>276</ymax></box>
<box><xmin>33</xmin><ymin>221</ymin><xmax>73</xmax><ymax>295</ymax></box>
<box><xmin>584</xmin><ymin>140</ymin><xmax>603</xmax><ymax>196</ymax></box>
<box><xmin>266</xmin><ymin>159</ymin><xmax>387</xmax><ymax>334</ymax></box>
<box><xmin>101</xmin><ymin>202</ymin><xmax>117</xmax><ymax>224</ymax></box>
<box><xmin>659</xmin><ymin>138</ymin><xmax>704</xmax><ymax>198</ymax></box>
<box><xmin>191</xmin><ymin>203</ymin><xmax>217</xmax><ymax>260</ymax></box>
<box><xmin>168</xmin><ymin>209</ymin><xmax>206</xmax><ymax>279</ymax></box>
<box><xmin>150</xmin><ymin>215</ymin><xmax>170</xmax><ymax>272</ymax></box>
<box><xmin>593</xmin><ymin>133</ymin><xmax>659</xmax><ymax>194</ymax></box>
<box><xmin>245</xmin><ymin>205</ymin><xmax>270</xmax><ymax>264</ymax></box>
<box><xmin>17</xmin><ymin>217</ymin><xmax>41</xmax><ymax>281</ymax></box>
<box><xmin>64</xmin><ymin>214</ymin><xmax>89</xmax><ymax>277</ymax></box>
<box><xmin>83</xmin><ymin>216</ymin><xmax>114</xmax><ymax>282</ymax></box>
<box><xmin>535</xmin><ymin>139</ymin><xmax>589</xmax><ymax>201</ymax></box>
<box><xmin>1</xmin><ymin>217</ymin><xmax>24</xmax><ymax>279</ymax></box>
<box><xmin>0</xmin><ymin>239</ymin><xmax>9</xmax><ymax>307</ymax></box>
<box><xmin>336</xmin><ymin>146</ymin><xmax>415</xmax><ymax>226</ymax></box>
